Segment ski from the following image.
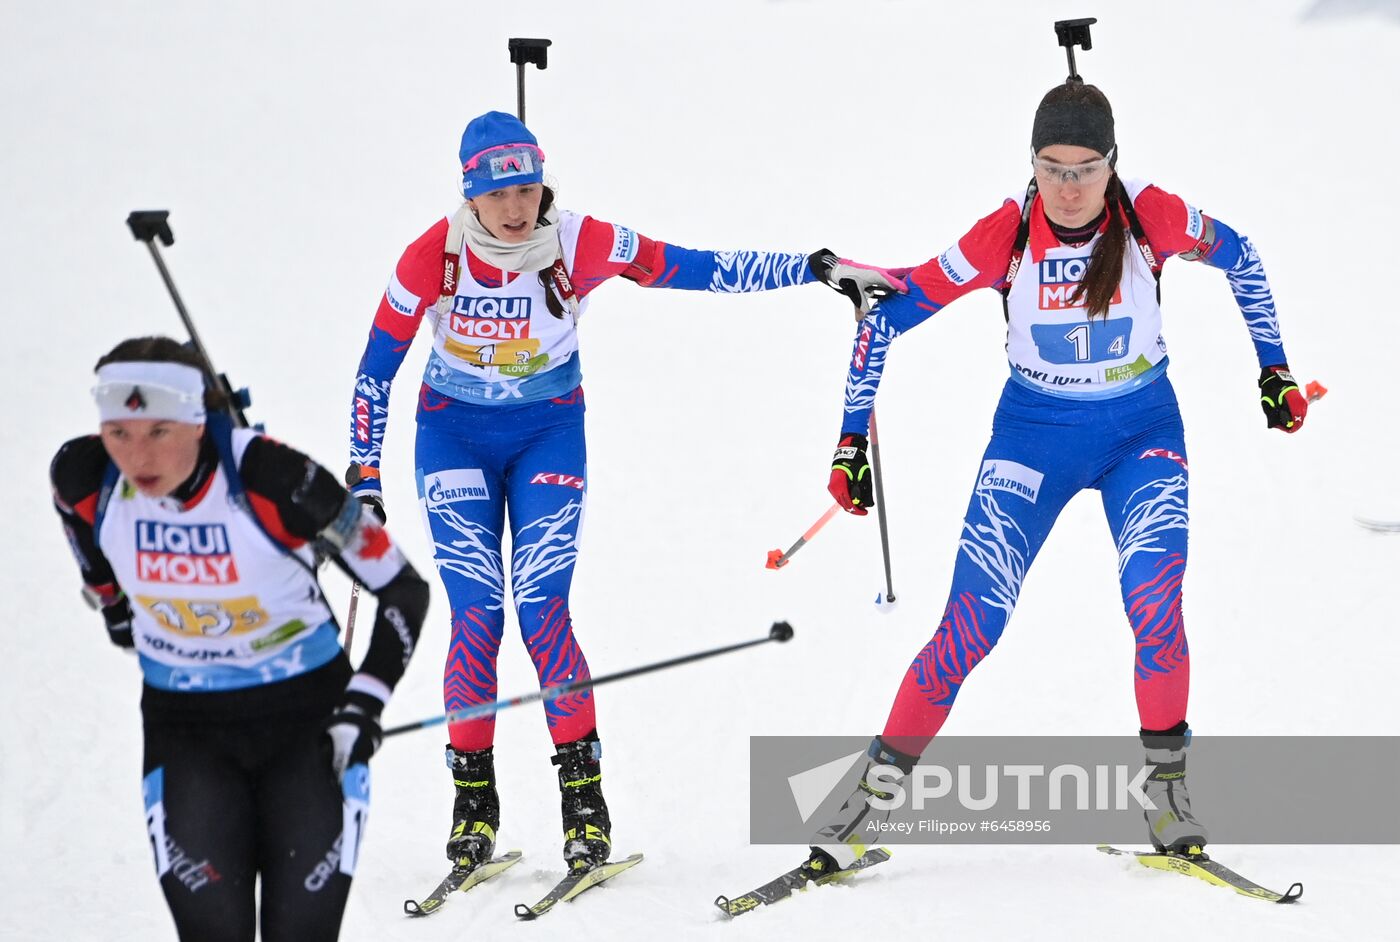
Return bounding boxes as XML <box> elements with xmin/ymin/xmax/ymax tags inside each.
<box><xmin>403</xmin><ymin>850</ymin><xmax>524</xmax><ymax>916</ymax></box>
<box><xmin>1097</xmin><ymin>844</ymin><xmax>1302</xmax><ymax>903</ymax></box>
<box><xmin>1354</xmin><ymin>515</ymin><xmax>1400</xmax><ymax>533</ymax></box>
<box><xmin>513</xmin><ymin>853</ymin><xmax>644</xmax><ymax>919</ymax></box>
<box><xmin>714</xmin><ymin>848</ymin><xmax>893</xmax><ymax>917</ymax></box>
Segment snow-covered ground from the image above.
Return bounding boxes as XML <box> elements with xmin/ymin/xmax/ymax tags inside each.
<box><xmin>3</xmin><ymin>1</ymin><xmax>1397</xmax><ymax>939</ymax></box>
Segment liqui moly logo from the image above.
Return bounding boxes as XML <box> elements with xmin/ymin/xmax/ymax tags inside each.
<box><xmin>452</xmin><ymin>297</ymin><xmax>532</xmax><ymax>319</ymax></box>
<box><xmin>1038</xmin><ymin>256</ymin><xmax>1121</xmax><ymax>310</ymax></box>
<box><xmin>135</xmin><ymin>521</ymin><xmax>238</xmax><ymax>584</ymax></box>
<box><xmin>451</xmin><ymin>313</ymin><xmax>531</xmax><ymax>340</ymax></box>
<box><xmin>531</xmin><ymin>472</ymin><xmax>585</xmax><ymax>490</ymax></box>
<box><xmin>852</xmin><ymin>322</ymin><xmax>872</xmax><ymax>370</ymax></box>
<box><xmin>354</xmin><ymin>397</ymin><xmax>371</xmax><ymax>443</ymax></box>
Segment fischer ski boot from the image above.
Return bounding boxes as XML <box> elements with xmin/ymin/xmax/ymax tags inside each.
<box><xmin>809</xmin><ymin>737</ymin><xmax>920</xmax><ymax>870</ymax></box>
<box><xmin>1140</xmin><ymin>722</ymin><xmax>1209</xmax><ymax>854</ymax></box>
<box><xmin>552</xmin><ymin>730</ymin><xmax>612</xmax><ymax>870</ymax></box>
<box><xmin>445</xmin><ymin>745</ymin><xmax>500</xmax><ymax>868</ymax></box>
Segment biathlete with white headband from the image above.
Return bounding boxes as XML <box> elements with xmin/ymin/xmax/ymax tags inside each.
<box><xmin>50</xmin><ymin>337</ymin><xmax>429</xmax><ymax>941</ymax></box>
<box><xmin>344</xmin><ymin>110</ymin><xmax>903</xmax><ymax>873</ymax></box>
<box><xmin>811</xmin><ymin>80</ymin><xmax>1309</xmax><ymax>871</ymax></box>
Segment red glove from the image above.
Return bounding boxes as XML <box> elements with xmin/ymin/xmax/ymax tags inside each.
<box><xmin>1258</xmin><ymin>366</ymin><xmax>1307</xmax><ymax>433</ymax></box>
<box><xmin>828</xmin><ymin>433</ymin><xmax>873</xmax><ymax>515</ymax></box>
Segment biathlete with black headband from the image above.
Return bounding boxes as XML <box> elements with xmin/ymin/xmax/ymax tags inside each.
<box><xmin>50</xmin><ymin>337</ymin><xmax>429</xmax><ymax>941</ymax></box>
<box><xmin>812</xmin><ymin>79</ymin><xmax>1308</xmax><ymax>871</ymax></box>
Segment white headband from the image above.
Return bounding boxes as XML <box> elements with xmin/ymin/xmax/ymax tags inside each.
<box><xmin>93</xmin><ymin>361</ymin><xmax>208</xmax><ymax>424</ymax></box>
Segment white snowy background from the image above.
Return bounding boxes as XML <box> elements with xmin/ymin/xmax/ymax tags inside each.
<box><xmin>3</xmin><ymin>1</ymin><xmax>1397</xmax><ymax>939</ymax></box>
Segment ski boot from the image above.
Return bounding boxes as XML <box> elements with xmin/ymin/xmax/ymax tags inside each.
<box><xmin>552</xmin><ymin>730</ymin><xmax>612</xmax><ymax>870</ymax></box>
<box><xmin>808</xmin><ymin>736</ymin><xmax>919</xmax><ymax>871</ymax></box>
<box><xmin>445</xmin><ymin>744</ymin><xmax>500</xmax><ymax>868</ymax></box>
<box><xmin>1140</xmin><ymin>722</ymin><xmax>1209</xmax><ymax>854</ymax></box>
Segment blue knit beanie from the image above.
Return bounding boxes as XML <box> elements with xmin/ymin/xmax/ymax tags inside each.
<box><xmin>458</xmin><ymin>111</ymin><xmax>545</xmax><ymax>197</ymax></box>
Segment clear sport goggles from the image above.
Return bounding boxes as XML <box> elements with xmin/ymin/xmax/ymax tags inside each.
<box><xmin>1031</xmin><ymin>147</ymin><xmax>1115</xmax><ymax>185</ymax></box>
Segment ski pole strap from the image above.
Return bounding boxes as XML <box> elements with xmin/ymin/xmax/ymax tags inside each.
<box><xmin>1117</xmin><ymin>184</ymin><xmax>1162</xmax><ymax>302</ymax></box>
<box><xmin>1000</xmin><ymin>178</ymin><xmax>1039</xmax><ymax>322</ymax></box>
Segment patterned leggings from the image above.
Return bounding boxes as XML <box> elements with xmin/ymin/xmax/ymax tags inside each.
<box><xmin>883</xmin><ymin>376</ymin><xmax>1191</xmax><ymax>754</ymax></box>
<box><xmin>415</xmin><ymin>385</ymin><xmax>595</xmax><ymax>752</ymax></box>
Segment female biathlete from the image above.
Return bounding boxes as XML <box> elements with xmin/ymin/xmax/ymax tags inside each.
<box><xmin>343</xmin><ymin>110</ymin><xmax>898</xmax><ymax>873</ymax></box>
<box><xmin>813</xmin><ymin>80</ymin><xmax>1308</xmax><ymax>870</ymax></box>
<box><xmin>50</xmin><ymin>337</ymin><xmax>429</xmax><ymax>941</ymax></box>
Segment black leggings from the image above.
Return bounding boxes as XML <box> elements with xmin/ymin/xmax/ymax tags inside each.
<box><xmin>141</xmin><ymin>664</ymin><xmax>355</xmax><ymax>942</ymax></box>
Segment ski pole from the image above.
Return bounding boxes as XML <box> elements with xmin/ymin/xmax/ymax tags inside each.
<box><xmin>766</xmin><ymin>506</ymin><xmax>840</xmax><ymax>570</ymax></box>
<box><xmin>507</xmin><ymin>37</ymin><xmax>551</xmax><ymax>123</ymax></box>
<box><xmin>342</xmin><ymin>580</ymin><xmax>362</xmax><ymax>655</ymax></box>
<box><xmin>125</xmin><ymin>210</ymin><xmax>251</xmax><ymax>428</ymax></box>
<box><xmin>847</xmin><ymin>304</ymin><xmax>896</xmax><ymax>607</ymax></box>
<box><xmin>384</xmin><ymin>621</ymin><xmax>795</xmax><ymax>738</ymax></box>
<box><xmin>868</xmin><ymin>407</ymin><xmax>897</xmax><ymax>610</ymax></box>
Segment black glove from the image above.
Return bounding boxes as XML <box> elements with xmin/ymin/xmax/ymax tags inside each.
<box><xmin>1258</xmin><ymin>365</ymin><xmax>1307</xmax><ymax>433</ymax></box>
<box><xmin>808</xmin><ymin>249</ymin><xmax>907</xmax><ymax>315</ymax></box>
<box><xmin>828</xmin><ymin>433</ymin><xmax>873</xmax><ymax>516</ymax></box>
<box><xmin>325</xmin><ymin>690</ymin><xmax>384</xmax><ymax>782</ymax></box>
<box><xmin>101</xmin><ymin>597</ymin><xmax>135</xmax><ymax>649</ymax></box>
<box><xmin>345</xmin><ymin>464</ymin><xmax>386</xmax><ymax>522</ymax></box>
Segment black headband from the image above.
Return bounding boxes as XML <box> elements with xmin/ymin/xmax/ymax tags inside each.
<box><xmin>1031</xmin><ymin>99</ymin><xmax>1115</xmax><ymax>158</ymax></box>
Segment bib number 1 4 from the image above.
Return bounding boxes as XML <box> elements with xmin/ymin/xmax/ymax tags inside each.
<box><xmin>1031</xmin><ymin>317</ymin><xmax>1133</xmax><ymax>365</ymax></box>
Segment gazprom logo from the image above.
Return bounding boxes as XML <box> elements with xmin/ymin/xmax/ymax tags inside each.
<box><xmin>452</xmin><ymin>296</ymin><xmax>532</xmax><ymax>319</ymax></box>
<box><xmin>423</xmin><ymin>469</ymin><xmax>490</xmax><ymax>506</ymax></box>
<box><xmin>977</xmin><ymin>460</ymin><xmax>1044</xmax><ymax>504</ymax></box>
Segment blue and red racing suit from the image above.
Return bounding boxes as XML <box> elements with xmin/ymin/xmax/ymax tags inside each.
<box><xmin>350</xmin><ymin>208</ymin><xmax>814</xmax><ymax>750</ymax></box>
<box><xmin>839</xmin><ymin>179</ymin><xmax>1292</xmax><ymax>752</ymax></box>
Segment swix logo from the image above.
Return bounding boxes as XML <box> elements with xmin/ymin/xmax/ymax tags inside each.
<box><xmin>452</xmin><ymin>296</ymin><xmax>532</xmax><ymax>319</ymax></box>
<box><xmin>451</xmin><ymin>313</ymin><xmax>531</xmax><ymax>340</ymax></box>
<box><xmin>531</xmin><ymin>472</ymin><xmax>585</xmax><ymax>490</ymax></box>
<box><xmin>442</xmin><ymin>258</ymin><xmax>458</xmax><ymax>295</ymax></box>
<box><xmin>1038</xmin><ymin>256</ymin><xmax>1121</xmax><ymax>310</ymax></box>
<box><xmin>136</xmin><ymin>522</ymin><xmax>238</xmax><ymax>584</ymax></box>
<box><xmin>354</xmin><ymin>397</ymin><xmax>371</xmax><ymax>443</ymax></box>
<box><xmin>1139</xmin><ymin>448</ymin><xmax>1188</xmax><ymax>471</ymax></box>
<box><xmin>125</xmin><ymin>387</ymin><xmax>147</xmax><ymax>412</ymax></box>
<box><xmin>852</xmin><ymin>323</ymin><xmax>872</xmax><ymax>370</ymax></box>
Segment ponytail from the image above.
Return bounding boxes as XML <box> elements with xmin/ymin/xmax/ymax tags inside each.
<box><xmin>1069</xmin><ymin>173</ymin><xmax>1126</xmax><ymax>319</ymax></box>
